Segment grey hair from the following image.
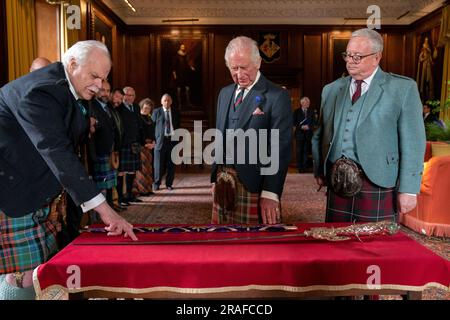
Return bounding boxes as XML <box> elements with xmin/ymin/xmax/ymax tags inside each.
<box><xmin>224</xmin><ymin>36</ymin><xmax>261</xmax><ymax>68</ymax></box>
<box><xmin>123</xmin><ymin>86</ymin><xmax>135</xmax><ymax>94</ymax></box>
<box><xmin>139</xmin><ymin>98</ymin><xmax>155</xmax><ymax>110</ymax></box>
<box><xmin>300</xmin><ymin>96</ymin><xmax>310</xmax><ymax>103</ymax></box>
<box><xmin>351</xmin><ymin>28</ymin><xmax>383</xmax><ymax>53</ymax></box>
<box><xmin>161</xmin><ymin>93</ymin><xmax>172</xmax><ymax>100</ymax></box>
<box><xmin>62</xmin><ymin>40</ymin><xmax>111</xmax><ymax>68</ymax></box>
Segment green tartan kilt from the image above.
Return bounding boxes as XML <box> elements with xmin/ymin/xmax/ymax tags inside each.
<box><xmin>93</xmin><ymin>154</ymin><xmax>117</xmax><ymax>190</ymax></box>
<box><xmin>0</xmin><ymin>207</ymin><xmax>59</xmax><ymax>274</ymax></box>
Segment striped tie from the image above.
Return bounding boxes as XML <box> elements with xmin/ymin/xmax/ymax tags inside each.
<box><xmin>164</xmin><ymin>110</ymin><xmax>170</xmax><ymax>136</ymax></box>
<box><xmin>234</xmin><ymin>88</ymin><xmax>244</xmax><ymax>110</ymax></box>
<box><xmin>352</xmin><ymin>80</ymin><xmax>363</xmax><ymax>104</ymax></box>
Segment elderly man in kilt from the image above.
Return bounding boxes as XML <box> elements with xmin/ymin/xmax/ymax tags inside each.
<box><xmin>116</xmin><ymin>86</ymin><xmax>145</xmax><ymax>206</ymax></box>
<box><xmin>0</xmin><ymin>41</ymin><xmax>137</xmax><ymax>300</ymax></box>
<box><xmin>312</xmin><ymin>28</ymin><xmax>426</xmax><ymax>223</ymax></box>
<box><xmin>90</xmin><ymin>80</ymin><xmax>120</xmax><ymax>212</ymax></box>
<box><xmin>211</xmin><ymin>36</ymin><xmax>292</xmax><ymax>225</ymax></box>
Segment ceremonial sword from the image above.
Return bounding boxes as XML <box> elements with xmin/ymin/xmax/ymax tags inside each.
<box><xmin>73</xmin><ymin>221</ymin><xmax>400</xmax><ymax>245</ymax></box>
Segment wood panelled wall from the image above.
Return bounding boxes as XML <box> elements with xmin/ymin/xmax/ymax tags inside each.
<box><xmin>83</xmin><ymin>2</ymin><xmax>443</xmax><ymax>128</ymax></box>
<box><xmin>123</xmin><ymin>26</ymin><xmax>414</xmax><ymax>127</ymax></box>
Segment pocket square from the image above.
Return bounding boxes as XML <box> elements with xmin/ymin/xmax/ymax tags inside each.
<box><xmin>252</xmin><ymin>107</ymin><xmax>265</xmax><ymax>115</ymax></box>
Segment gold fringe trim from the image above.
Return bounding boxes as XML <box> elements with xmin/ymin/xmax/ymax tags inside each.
<box><xmin>33</xmin><ymin>274</ymin><xmax>450</xmax><ymax>300</ymax></box>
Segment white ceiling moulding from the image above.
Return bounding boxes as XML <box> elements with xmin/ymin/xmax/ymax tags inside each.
<box><xmin>101</xmin><ymin>0</ymin><xmax>446</xmax><ymax>25</ymax></box>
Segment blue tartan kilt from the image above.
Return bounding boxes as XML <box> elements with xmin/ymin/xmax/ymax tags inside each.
<box><xmin>0</xmin><ymin>207</ymin><xmax>59</xmax><ymax>274</ymax></box>
<box><xmin>93</xmin><ymin>155</ymin><xmax>117</xmax><ymax>190</ymax></box>
<box><xmin>119</xmin><ymin>146</ymin><xmax>142</xmax><ymax>173</ymax></box>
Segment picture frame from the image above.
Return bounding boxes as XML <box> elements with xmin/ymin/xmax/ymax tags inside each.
<box><xmin>157</xmin><ymin>35</ymin><xmax>206</xmax><ymax>113</ymax></box>
<box><xmin>328</xmin><ymin>32</ymin><xmax>352</xmax><ymax>82</ymax></box>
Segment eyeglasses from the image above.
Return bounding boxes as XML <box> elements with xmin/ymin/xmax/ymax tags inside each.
<box><xmin>341</xmin><ymin>52</ymin><xmax>378</xmax><ymax>64</ymax></box>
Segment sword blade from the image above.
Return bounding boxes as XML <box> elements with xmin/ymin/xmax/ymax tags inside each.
<box><xmin>73</xmin><ymin>232</ymin><xmax>307</xmax><ymax>246</ymax></box>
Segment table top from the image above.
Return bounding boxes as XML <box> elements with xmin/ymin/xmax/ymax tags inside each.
<box><xmin>33</xmin><ymin>223</ymin><xmax>450</xmax><ymax>298</ymax></box>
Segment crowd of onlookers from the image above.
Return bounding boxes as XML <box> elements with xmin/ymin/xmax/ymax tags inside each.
<box><xmin>81</xmin><ymin>82</ymin><xmax>180</xmax><ymax>221</ymax></box>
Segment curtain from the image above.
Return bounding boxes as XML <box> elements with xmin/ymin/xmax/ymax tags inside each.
<box><xmin>6</xmin><ymin>0</ymin><xmax>37</xmax><ymax>81</ymax></box>
<box><xmin>438</xmin><ymin>5</ymin><xmax>450</xmax><ymax>120</ymax></box>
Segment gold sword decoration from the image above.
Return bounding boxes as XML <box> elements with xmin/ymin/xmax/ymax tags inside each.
<box><xmin>74</xmin><ymin>221</ymin><xmax>400</xmax><ymax>245</ymax></box>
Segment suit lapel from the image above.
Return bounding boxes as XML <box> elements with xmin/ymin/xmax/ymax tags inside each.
<box><xmin>237</xmin><ymin>76</ymin><xmax>268</xmax><ymax>129</ymax></box>
<box><xmin>159</xmin><ymin>108</ymin><xmax>165</xmax><ymax>134</ymax></box>
<box><xmin>217</xmin><ymin>85</ymin><xmax>235</xmax><ymax>133</ymax></box>
<box><xmin>333</xmin><ymin>79</ymin><xmax>350</xmax><ymax>132</ymax></box>
<box><xmin>357</xmin><ymin>69</ymin><xmax>386</xmax><ymax>127</ymax></box>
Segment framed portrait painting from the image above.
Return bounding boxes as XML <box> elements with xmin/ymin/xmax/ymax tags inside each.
<box><xmin>328</xmin><ymin>32</ymin><xmax>352</xmax><ymax>83</ymax></box>
<box><xmin>157</xmin><ymin>35</ymin><xmax>206</xmax><ymax>112</ymax></box>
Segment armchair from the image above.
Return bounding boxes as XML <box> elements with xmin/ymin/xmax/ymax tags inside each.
<box><xmin>400</xmin><ymin>142</ymin><xmax>450</xmax><ymax>237</ymax></box>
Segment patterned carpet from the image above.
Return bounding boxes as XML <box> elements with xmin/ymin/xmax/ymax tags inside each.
<box><xmin>120</xmin><ymin>170</ymin><xmax>449</xmax><ymax>300</ymax></box>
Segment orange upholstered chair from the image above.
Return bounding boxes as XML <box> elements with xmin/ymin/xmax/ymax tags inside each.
<box><xmin>400</xmin><ymin>141</ymin><xmax>450</xmax><ymax>237</ymax></box>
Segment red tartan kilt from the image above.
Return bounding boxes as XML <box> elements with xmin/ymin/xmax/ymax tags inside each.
<box><xmin>326</xmin><ymin>173</ymin><xmax>397</xmax><ymax>223</ymax></box>
<box><xmin>212</xmin><ymin>167</ymin><xmax>260</xmax><ymax>224</ymax></box>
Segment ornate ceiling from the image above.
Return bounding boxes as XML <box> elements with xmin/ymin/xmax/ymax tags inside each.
<box><xmin>101</xmin><ymin>0</ymin><xmax>445</xmax><ymax>25</ymax></box>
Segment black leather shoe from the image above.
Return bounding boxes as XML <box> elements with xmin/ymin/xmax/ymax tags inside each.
<box><xmin>140</xmin><ymin>192</ymin><xmax>154</xmax><ymax>196</ymax></box>
<box><xmin>119</xmin><ymin>201</ymin><xmax>130</xmax><ymax>206</ymax></box>
<box><xmin>129</xmin><ymin>198</ymin><xmax>143</xmax><ymax>203</ymax></box>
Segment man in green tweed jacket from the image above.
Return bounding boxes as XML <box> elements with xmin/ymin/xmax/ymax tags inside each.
<box><xmin>312</xmin><ymin>28</ymin><xmax>426</xmax><ymax>223</ymax></box>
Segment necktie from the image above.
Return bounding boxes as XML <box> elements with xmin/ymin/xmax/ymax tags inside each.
<box><xmin>164</xmin><ymin>110</ymin><xmax>170</xmax><ymax>136</ymax></box>
<box><xmin>234</xmin><ymin>88</ymin><xmax>244</xmax><ymax>110</ymax></box>
<box><xmin>77</xmin><ymin>100</ymin><xmax>87</xmax><ymax>117</ymax></box>
<box><xmin>98</xmin><ymin>100</ymin><xmax>111</xmax><ymax>117</ymax></box>
<box><xmin>352</xmin><ymin>80</ymin><xmax>363</xmax><ymax>104</ymax></box>
<box><xmin>103</xmin><ymin>104</ymin><xmax>111</xmax><ymax>117</ymax></box>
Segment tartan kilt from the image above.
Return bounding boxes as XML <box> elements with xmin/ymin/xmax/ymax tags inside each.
<box><xmin>0</xmin><ymin>207</ymin><xmax>59</xmax><ymax>274</ymax></box>
<box><xmin>326</xmin><ymin>172</ymin><xmax>398</xmax><ymax>223</ymax></box>
<box><xmin>132</xmin><ymin>148</ymin><xmax>153</xmax><ymax>195</ymax></box>
<box><xmin>93</xmin><ymin>154</ymin><xmax>117</xmax><ymax>190</ymax></box>
<box><xmin>212</xmin><ymin>167</ymin><xmax>260</xmax><ymax>224</ymax></box>
<box><xmin>119</xmin><ymin>146</ymin><xmax>141</xmax><ymax>173</ymax></box>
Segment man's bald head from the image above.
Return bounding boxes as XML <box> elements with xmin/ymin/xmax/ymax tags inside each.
<box><xmin>30</xmin><ymin>57</ymin><xmax>52</xmax><ymax>72</ymax></box>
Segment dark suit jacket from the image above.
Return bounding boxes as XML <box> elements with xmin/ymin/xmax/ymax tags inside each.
<box><xmin>0</xmin><ymin>62</ymin><xmax>100</xmax><ymax>217</ymax></box>
<box><xmin>109</xmin><ymin>106</ymin><xmax>124</xmax><ymax>151</ymax></box>
<box><xmin>89</xmin><ymin>99</ymin><xmax>116</xmax><ymax>157</ymax></box>
<box><xmin>152</xmin><ymin>107</ymin><xmax>180</xmax><ymax>150</ymax></box>
<box><xmin>293</xmin><ymin>107</ymin><xmax>315</xmax><ymax>140</ymax></box>
<box><xmin>118</xmin><ymin>103</ymin><xmax>144</xmax><ymax>147</ymax></box>
<box><xmin>424</xmin><ymin>113</ymin><xmax>438</xmax><ymax>125</ymax></box>
<box><xmin>211</xmin><ymin>74</ymin><xmax>292</xmax><ymax>198</ymax></box>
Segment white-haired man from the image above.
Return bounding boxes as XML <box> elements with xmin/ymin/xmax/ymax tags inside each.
<box><xmin>0</xmin><ymin>40</ymin><xmax>137</xmax><ymax>300</ymax></box>
<box><xmin>312</xmin><ymin>28</ymin><xmax>425</xmax><ymax>223</ymax></box>
<box><xmin>211</xmin><ymin>36</ymin><xmax>292</xmax><ymax>225</ymax></box>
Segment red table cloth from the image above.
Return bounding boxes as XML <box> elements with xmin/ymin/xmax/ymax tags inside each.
<box><xmin>33</xmin><ymin>223</ymin><xmax>450</xmax><ymax>299</ymax></box>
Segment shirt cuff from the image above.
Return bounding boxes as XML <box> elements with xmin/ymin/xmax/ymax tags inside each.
<box><xmin>260</xmin><ymin>190</ymin><xmax>279</xmax><ymax>202</ymax></box>
<box><xmin>403</xmin><ymin>193</ymin><xmax>417</xmax><ymax>197</ymax></box>
<box><xmin>80</xmin><ymin>193</ymin><xmax>106</xmax><ymax>212</ymax></box>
